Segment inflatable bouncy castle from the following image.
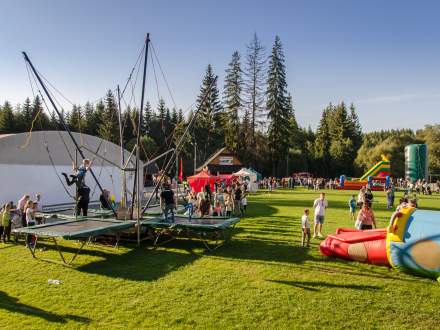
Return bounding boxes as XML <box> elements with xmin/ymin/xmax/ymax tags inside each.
<box><xmin>338</xmin><ymin>155</ymin><xmax>391</xmax><ymax>191</ymax></box>
<box><xmin>320</xmin><ymin>207</ymin><xmax>440</xmax><ymax>281</ymax></box>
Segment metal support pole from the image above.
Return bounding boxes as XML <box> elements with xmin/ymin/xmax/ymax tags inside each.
<box><xmin>130</xmin><ymin>34</ymin><xmax>150</xmax><ymax>246</ymax></box>
<box><xmin>117</xmin><ymin>85</ymin><xmax>127</xmax><ymax>208</ymax></box>
<box><xmin>22</xmin><ymin>51</ymin><xmax>117</xmax><ymax>217</ymax></box>
<box><xmin>194</xmin><ymin>142</ymin><xmax>197</xmax><ymax>174</ymax></box>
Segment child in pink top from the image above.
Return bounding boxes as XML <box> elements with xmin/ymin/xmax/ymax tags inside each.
<box><xmin>356</xmin><ymin>202</ymin><xmax>376</xmax><ymax>230</ymax></box>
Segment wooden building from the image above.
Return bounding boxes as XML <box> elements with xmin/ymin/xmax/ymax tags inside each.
<box><xmin>196</xmin><ymin>147</ymin><xmax>243</xmax><ymax>174</ymax></box>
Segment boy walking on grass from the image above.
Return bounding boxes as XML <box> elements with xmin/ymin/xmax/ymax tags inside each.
<box><xmin>313</xmin><ymin>192</ymin><xmax>328</xmax><ymax>238</ymax></box>
<box><xmin>349</xmin><ymin>195</ymin><xmax>356</xmax><ymax>221</ymax></box>
<box><xmin>301</xmin><ymin>209</ymin><xmax>311</xmax><ymax>247</ymax></box>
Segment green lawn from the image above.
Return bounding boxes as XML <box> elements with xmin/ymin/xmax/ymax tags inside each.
<box><xmin>1</xmin><ymin>188</ymin><xmax>440</xmax><ymax>329</ymax></box>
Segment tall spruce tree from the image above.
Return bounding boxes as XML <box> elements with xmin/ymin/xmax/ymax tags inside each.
<box><xmin>143</xmin><ymin>102</ymin><xmax>153</xmax><ymax>135</ymax></box>
<box><xmin>348</xmin><ymin>102</ymin><xmax>362</xmax><ymax>151</ymax></box>
<box><xmin>31</xmin><ymin>95</ymin><xmax>49</xmax><ymax>130</ymax></box>
<box><xmin>266</xmin><ymin>36</ymin><xmax>290</xmax><ymax>175</ymax></box>
<box><xmin>0</xmin><ymin>101</ymin><xmax>15</xmax><ymax>133</ymax></box>
<box><xmin>328</xmin><ymin>102</ymin><xmax>354</xmax><ymax>175</ymax></box>
<box><xmin>83</xmin><ymin>102</ymin><xmax>97</xmax><ymax>135</ymax></box>
<box><xmin>68</xmin><ymin>105</ymin><xmax>83</xmax><ymax>132</ymax></box>
<box><xmin>223</xmin><ymin>51</ymin><xmax>242</xmax><ymax>152</ymax></box>
<box><xmin>21</xmin><ymin>97</ymin><xmax>32</xmax><ymax>131</ymax></box>
<box><xmin>315</xmin><ymin>106</ymin><xmax>333</xmax><ymax>176</ymax></box>
<box><xmin>194</xmin><ymin>64</ymin><xmax>223</xmax><ymax>161</ymax></box>
<box><xmin>98</xmin><ymin>90</ymin><xmax>119</xmax><ymax>143</ymax></box>
<box><xmin>244</xmin><ymin>33</ymin><xmax>266</xmax><ymax>151</ymax></box>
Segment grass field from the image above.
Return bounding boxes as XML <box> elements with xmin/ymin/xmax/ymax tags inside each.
<box><xmin>1</xmin><ymin>188</ymin><xmax>440</xmax><ymax>329</ymax></box>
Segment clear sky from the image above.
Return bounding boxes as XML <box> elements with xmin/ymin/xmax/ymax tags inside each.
<box><xmin>1</xmin><ymin>0</ymin><xmax>439</xmax><ymax>131</ymax></box>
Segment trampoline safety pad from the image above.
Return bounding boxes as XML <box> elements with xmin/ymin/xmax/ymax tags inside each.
<box><xmin>13</xmin><ymin>219</ymin><xmax>135</xmax><ymax>265</ymax></box>
<box><xmin>141</xmin><ymin>216</ymin><xmax>240</xmax><ymax>251</ymax></box>
<box><xmin>14</xmin><ymin>219</ymin><xmax>135</xmax><ymax>240</ymax></box>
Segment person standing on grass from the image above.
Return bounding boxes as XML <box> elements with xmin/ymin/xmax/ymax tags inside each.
<box><xmin>356</xmin><ymin>201</ymin><xmax>376</xmax><ymax>230</ymax></box>
<box><xmin>1</xmin><ymin>202</ymin><xmax>12</xmax><ymax>243</ymax></box>
<box><xmin>313</xmin><ymin>192</ymin><xmax>328</xmax><ymax>238</ymax></box>
<box><xmin>160</xmin><ymin>183</ymin><xmax>176</xmax><ymax>222</ymax></box>
<box><xmin>349</xmin><ymin>194</ymin><xmax>356</xmax><ymax>221</ymax></box>
<box><xmin>301</xmin><ymin>209</ymin><xmax>311</xmax><ymax>247</ymax></box>
<box><xmin>233</xmin><ymin>185</ymin><xmax>242</xmax><ymax>216</ymax></box>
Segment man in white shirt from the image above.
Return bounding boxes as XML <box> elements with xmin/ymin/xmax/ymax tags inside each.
<box><xmin>313</xmin><ymin>192</ymin><xmax>328</xmax><ymax>238</ymax></box>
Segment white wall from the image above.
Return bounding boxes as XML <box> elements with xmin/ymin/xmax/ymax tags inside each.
<box><xmin>0</xmin><ymin>164</ymin><xmax>137</xmax><ymax>207</ymax></box>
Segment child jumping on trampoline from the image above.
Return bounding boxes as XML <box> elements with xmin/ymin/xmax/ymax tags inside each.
<box><xmin>62</xmin><ymin>159</ymin><xmax>92</xmax><ymax>187</ymax></box>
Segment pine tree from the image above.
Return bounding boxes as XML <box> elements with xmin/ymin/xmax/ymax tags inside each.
<box><xmin>82</xmin><ymin>102</ymin><xmax>96</xmax><ymax>135</ymax></box>
<box><xmin>143</xmin><ymin>102</ymin><xmax>153</xmax><ymax>135</ymax></box>
<box><xmin>239</xmin><ymin>108</ymin><xmax>252</xmax><ymax>159</ymax></box>
<box><xmin>194</xmin><ymin>64</ymin><xmax>223</xmax><ymax>161</ymax></box>
<box><xmin>244</xmin><ymin>33</ymin><xmax>266</xmax><ymax>150</ymax></box>
<box><xmin>348</xmin><ymin>103</ymin><xmax>362</xmax><ymax>151</ymax></box>
<box><xmin>165</xmin><ymin>107</ymin><xmax>172</xmax><ymax>138</ymax></box>
<box><xmin>13</xmin><ymin>104</ymin><xmax>26</xmax><ymax>132</ymax></box>
<box><xmin>68</xmin><ymin>105</ymin><xmax>83</xmax><ymax>132</ymax></box>
<box><xmin>266</xmin><ymin>36</ymin><xmax>290</xmax><ymax>175</ymax></box>
<box><xmin>171</xmin><ymin>108</ymin><xmax>178</xmax><ymax>128</ymax></box>
<box><xmin>151</xmin><ymin>99</ymin><xmax>167</xmax><ymax>149</ymax></box>
<box><xmin>123</xmin><ymin>106</ymin><xmax>136</xmax><ymax>145</ymax></box>
<box><xmin>315</xmin><ymin>107</ymin><xmax>332</xmax><ymax>176</ymax></box>
<box><xmin>223</xmin><ymin>51</ymin><xmax>242</xmax><ymax>152</ymax></box>
<box><xmin>98</xmin><ymin>90</ymin><xmax>119</xmax><ymax>143</ymax></box>
<box><xmin>177</xmin><ymin>109</ymin><xmax>184</xmax><ymax>124</ymax></box>
<box><xmin>21</xmin><ymin>97</ymin><xmax>32</xmax><ymax>131</ymax></box>
<box><xmin>31</xmin><ymin>95</ymin><xmax>49</xmax><ymax>130</ymax></box>
<box><xmin>0</xmin><ymin>101</ymin><xmax>15</xmax><ymax>133</ymax></box>
<box><xmin>48</xmin><ymin>111</ymin><xmax>58</xmax><ymax>130</ymax></box>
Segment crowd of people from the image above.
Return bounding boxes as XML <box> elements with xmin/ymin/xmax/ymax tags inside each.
<box><xmin>0</xmin><ymin>193</ymin><xmax>42</xmax><ymax>245</ymax></box>
<box><xmin>298</xmin><ymin>181</ymin><xmax>423</xmax><ymax>248</ymax></box>
<box><xmin>261</xmin><ymin>175</ymin><xmax>440</xmax><ymax>194</ymax></box>
<box><xmin>158</xmin><ymin>181</ymin><xmax>249</xmax><ymax>222</ymax></box>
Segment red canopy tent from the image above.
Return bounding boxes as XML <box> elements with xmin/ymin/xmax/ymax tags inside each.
<box><xmin>216</xmin><ymin>174</ymin><xmax>234</xmax><ymax>185</ymax></box>
<box><xmin>187</xmin><ymin>171</ymin><xmax>218</xmax><ymax>193</ymax></box>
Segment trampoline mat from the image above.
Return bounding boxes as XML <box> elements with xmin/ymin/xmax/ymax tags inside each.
<box><xmin>142</xmin><ymin>217</ymin><xmax>240</xmax><ymax>230</ymax></box>
<box><xmin>13</xmin><ymin>219</ymin><xmax>134</xmax><ymax>239</ymax></box>
<box><xmin>143</xmin><ymin>204</ymin><xmax>185</xmax><ymax>215</ymax></box>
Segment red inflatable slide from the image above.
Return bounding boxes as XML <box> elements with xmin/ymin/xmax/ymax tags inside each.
<box><xmin>319</xmin><ymin>228</ymin><xmax>390</xmax><ymax>266</ymax></box>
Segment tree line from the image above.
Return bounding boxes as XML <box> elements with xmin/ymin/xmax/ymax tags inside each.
<box><xmin>1</xmin><ymin>34</ymin><xmax>439</xmax><ymax>178</ymax></box>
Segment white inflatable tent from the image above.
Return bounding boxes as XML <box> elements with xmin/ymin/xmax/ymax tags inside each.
<box><xmin>0</xmin><ymin>131</ymin><xmax>143</xmax><ymax>208</ymax></box>
<box><xmin>233</xmin><ymin>168</ymin><xmax>259</xmax><ymax>192</ymax></box>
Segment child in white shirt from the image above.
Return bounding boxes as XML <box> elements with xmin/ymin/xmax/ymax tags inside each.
<box><xmin>241</xmin><ymin>194</ymin><xmax>247</xmax><ymax>216</ymax></box>
<box><xmin>301</xmin><ymin>209</ymin><xmax>311</xmax><ymax>247</ymax></box>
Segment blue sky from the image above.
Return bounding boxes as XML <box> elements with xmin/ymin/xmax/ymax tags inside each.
<box><xmin>1</xmin><ymin>0</ymin><xmax>439</xmax><ymax>131</ymax></box>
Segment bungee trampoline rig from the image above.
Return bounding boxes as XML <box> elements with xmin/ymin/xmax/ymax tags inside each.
<box><xmin>15</xmin><ymin>34</ymin><xmax>241</xmax><ymax>265</ymax></box>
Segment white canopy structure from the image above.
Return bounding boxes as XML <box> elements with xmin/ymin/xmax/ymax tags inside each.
<box><xmin>233</xmin><ymin>168</ymin><xmax>259</xmax><ymax>192</ymax></box>
<box><xmin>0</xmin><ymin>131</ymin><xmax>143</xmax><ymax>208</ymax></box>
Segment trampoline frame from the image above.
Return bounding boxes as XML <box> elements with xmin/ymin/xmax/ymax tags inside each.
<box><xmin>142</xmin><ymin>217</ymin><xmax>240</xmax><ymax>251</ymax></box>
<box><xmin>13</xmin><ymin>219</ymin><xmax>134</xmax><ymax>265</ymax></box>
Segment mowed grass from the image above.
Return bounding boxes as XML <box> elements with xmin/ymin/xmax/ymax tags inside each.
<box><xmin>1</xmin><ymin>188</ymin><xmax>440</xmax><ymax>329</ymax></box>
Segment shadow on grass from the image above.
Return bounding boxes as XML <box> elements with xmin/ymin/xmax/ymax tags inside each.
<box><xmin>267</xmin><ymin>279</ymin><xmax>382</xmax><ymax>291</ymax></box>
<box><xmin>0</xmin><ymin>291</ymin><xmax>90</xmax><ymax>324</ymax></box>
<box><xmin>77</xmin><ymin>245</ymin><xmax>199</xmax><ymax>281</ymax></box>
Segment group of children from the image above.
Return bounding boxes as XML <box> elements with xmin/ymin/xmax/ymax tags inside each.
<box><xmin>0</xmin><ymin>193</ymin><xmax>41</xmax><ymax>245</ymax></box>
<box><xmin>299</xmin><ymin>186</ymin><xmax>418</xmax><ymax>248</ymax></box>
<box><xmin>184</xmin><ymin>184</ymin><xmax>248</xmax><ymax>219</ymax></box>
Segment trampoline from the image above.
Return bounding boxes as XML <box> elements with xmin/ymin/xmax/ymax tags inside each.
<box><xmin>35</xmin><ymin>208</ymin><xmax>115</xmax><ymax>226</ymax></box>
<box><xmin>143</xmin><ymin>204</ymin><xmax>185</xmax><ymax>216</ymax></box>
<box><xmin>141</xmin><ymin>216</ymin><xmax>240</xmax><ymax>251</ymax></box>
<box><xmin>13</xmin><ymin>219</ymin><xmax>135</xmax><ymax>264</ymax></box>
